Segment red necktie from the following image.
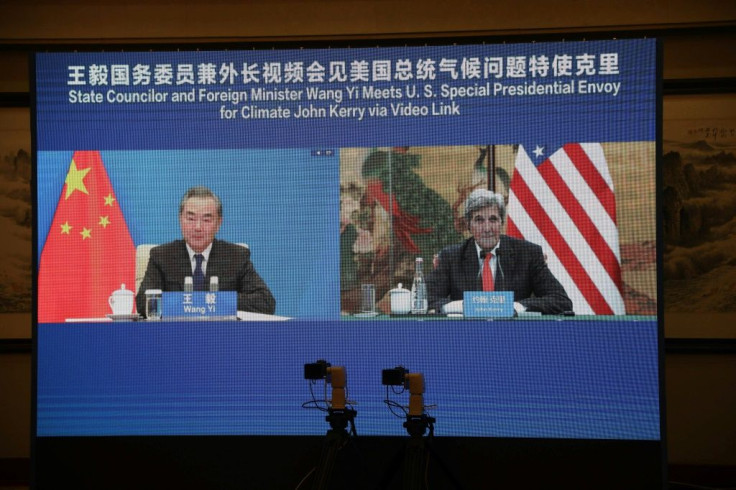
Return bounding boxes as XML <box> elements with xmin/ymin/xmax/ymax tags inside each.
<box><xmin>482</xmin><ymin>253</ymin><xmax>494</xmax><ymax>292</ymax></box>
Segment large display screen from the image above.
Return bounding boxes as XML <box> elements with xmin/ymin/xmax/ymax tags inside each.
<box><xmin>33</xmin><ymin>39</ymin><xmax>661</xmax><ymax>485</ymax></box>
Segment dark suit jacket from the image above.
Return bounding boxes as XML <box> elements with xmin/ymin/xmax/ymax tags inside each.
<box><xmin>135</xmin><ymin>239</ymin><xmax>276</xmax><ymax>316</ymax></box>
<box><xmin>427</xmin><ymin>236</ymin><xmax>572</xmax><ymax>314</ymax></box>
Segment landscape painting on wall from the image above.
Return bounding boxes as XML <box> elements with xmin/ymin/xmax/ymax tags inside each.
<box><xmin>663</xmin><ymin>93</ymin><xmax>736</xmax><ymax>338</ymax></box>
<box><xmin>0</xmin><ymin>107</ymin><xmax>31</xmax><ymax>315</ymax></box>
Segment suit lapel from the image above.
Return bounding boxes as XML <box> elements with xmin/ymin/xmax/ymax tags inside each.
<box><xmin>172</xmin><ymin>240</ymin><xmax>193</xmax><ymax>285</ymax></box>
<box><xmin>461</xmin><ymin>238</ymin><xmax>480</xmax><ymax>291</ymax></box>
<box><xmin>204</xmin><ymin>239</ymin><xmax>221</xmax><ymax>280</ymax></box>
<box><xmin>497</xmin><ymin>235</ymin><xmax>516</xmax><ymax>289</ymax></box>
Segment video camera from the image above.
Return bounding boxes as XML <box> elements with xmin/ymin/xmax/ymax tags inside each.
<box><xmin>381</xmin><ymin>366</ymin><xmax>408</xmax><ymax>386</ymax></box>
<box><xmin>304</xmin><ymin>359</ymin><xmax>331</xmax><ymax>380</ymax></box>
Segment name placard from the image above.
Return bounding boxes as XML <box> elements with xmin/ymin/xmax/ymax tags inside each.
<box><xmin>162</xmin><ymin>291</ymin><xmax>237</xmax><ymax>320</ymax></box>
<box><xmin>463</xmin><ymin>291</ymin><xmax>514</xmax><ymax>318</ymax></box>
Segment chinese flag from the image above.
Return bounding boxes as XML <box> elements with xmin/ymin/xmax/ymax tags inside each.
<box><xmin>38</xmin><ymin>151</ymin><xmax>136</xmax><ymax>322</ymax></box>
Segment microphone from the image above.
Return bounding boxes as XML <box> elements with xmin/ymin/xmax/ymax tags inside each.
<box><xmin>495</xmin><ymin>248</ymin><xmax>506</xmax><ymax>292</ymax></box>
<box><xmin>479</xmin><ymin>250</ymin><xmax>505</xmax><ymax>291</ymax></box>
<box><xmin>477</xmin><ymin>250</ymin><xmax>486</xmax><ymax>289</ymax></box>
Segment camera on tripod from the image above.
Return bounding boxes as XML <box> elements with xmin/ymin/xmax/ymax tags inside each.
<box><xmin>301</xmin><ymin>360</ymin><xmax>358</xmax><ymax>490</ymax></box>
<box><xmin>382</xmin><ymin>366</ymin><xmax>408</xmax><ymax>387</ymax></box>
<box><xmin>380</xmin><ymin>366</ymin><xmax>449</xmax><ymax>488</ymax></box>
<box><xmin>381</xmin><ymin>366</ymin><xmax>431</xmax><ymax>421</ymax></box>
<box><xmin>304</xmin><ymin>359</ymin><xmax>331</xmax><ymax>381</ymax></box>
<box><xmin>303</xmin><ymin>359</ymin><xmax>351</xmax><ymax>413</ymax></box>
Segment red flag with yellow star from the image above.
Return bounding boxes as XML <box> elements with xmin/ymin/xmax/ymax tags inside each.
<box><xmin>38</xmin><ymin>151</ymin><xmax>136</xmax><ymax>322</ymax></box>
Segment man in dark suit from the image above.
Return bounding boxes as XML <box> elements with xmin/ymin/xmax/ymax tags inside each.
<box><xmin>135</xmin><ymin>187</ymin><xmax>275</xmax><ymax>316</ymax></box>
<box><xmin>427</xmin><ymin>189</ymin><xmax>571</xmax><ymax>315</ymax></box>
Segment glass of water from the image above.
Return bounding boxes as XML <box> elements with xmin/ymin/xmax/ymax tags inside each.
<box><xmin>360</xmin><ymin>284</ymin><xmax>376</xmax><ymax>315</ymax></box>
<box><xmin>145</xmin><ymin>289</ymin><xmax>162</xmax><ymax>320</ymax></box>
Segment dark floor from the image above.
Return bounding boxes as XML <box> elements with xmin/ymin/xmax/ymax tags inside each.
<box><xmin>2</xmin><ymin>462</ymin><xmax>736</xmax><ymax>489</ymax></box>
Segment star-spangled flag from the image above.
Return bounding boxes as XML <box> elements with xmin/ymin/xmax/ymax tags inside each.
<box><xmin>38</xmin><ymin>151</ymin><xmax>136</xmax><ymax>322</ymax></box>
<box><xmin>507</xmin><ymin>143</ymin><xmax>625</xmax><ymax>315</ymax></box>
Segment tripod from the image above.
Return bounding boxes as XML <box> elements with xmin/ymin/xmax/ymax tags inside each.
<box><xmin>379</xmin><ymin>413</ymin><xmax>464</xmax><ymax>490</ymax></box>
<box><xmin>310</xmin><ymin>407</ymin><xmax>357</xmax><ymax>490</ymax></box>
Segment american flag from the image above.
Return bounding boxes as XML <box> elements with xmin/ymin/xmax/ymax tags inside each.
<box><xmin>506</xmin><ymin>143</ymin><xmax>625</xmax><ymax>315</ymax></box>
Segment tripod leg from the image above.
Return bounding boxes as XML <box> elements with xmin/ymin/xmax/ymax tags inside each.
<box><xmin>425</xmin><ymin>443</ymin><xmax>465</xmax><ymax>490</ymax></box>
<box><xmin>403</xmin><ymin>437</ymin><xmax>429</xmax><ymax>490</ymax></box>
<box><xmin>310</xmin><ymin>429</ymin><xmax>345</xmax><ymax>490</ymax></box>
<box><xmin>377</xmin><ymin>446</ymin><xmax>405</xmax><ymax>490</ymax></box>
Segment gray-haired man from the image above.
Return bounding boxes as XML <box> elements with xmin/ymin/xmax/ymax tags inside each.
<box><xmin>135</xmin><ymin>186</ymin><xmax>275</xmax><ymax>316</ymax></box>
<box><xmin>427</xmin><ymin>189</ymin><xmax>571</xmax><ymax>315</ymax></box>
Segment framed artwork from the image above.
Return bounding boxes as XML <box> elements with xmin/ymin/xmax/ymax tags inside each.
<box><xmin>0</xmin><ymin>105</ymin><xmax>31</xmax><ymax>340</ymax></box>
<box><xmin>663</xmin><ymin>92</ymin><xmax>736</xmax><ymax>339</ymax></box>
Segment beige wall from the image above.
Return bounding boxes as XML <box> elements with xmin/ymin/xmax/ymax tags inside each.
<box><xmin>1</xmin><ymin>0</ymin><xmax>735</xmax><ymax>468</ymax></box>
<box><xmin>0</xmin><ymin>2</ymin><xmax>735</xmax><ymax>92</ymax></box>
<box><xmin>1</xmin><ymin>0</ymin><xmax>735</xmax><ymax>40</ymax></box>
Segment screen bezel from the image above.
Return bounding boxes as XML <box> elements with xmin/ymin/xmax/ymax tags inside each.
<box><xmin>30</xmin><ymin>37</ymin><xmax>666</xmax><ymax>489</ymax></box>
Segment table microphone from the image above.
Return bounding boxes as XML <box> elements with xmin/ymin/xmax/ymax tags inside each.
<box><xmin>495</xmin><ymin>248</ymin><xmax>506</xmax><ymax>291</ymax></box>
<box><xmin>475</xmin><ymin>249</ymin><xmax>486</xmax><ymax>282</ymax></box>
<box><xmin>478</xmin><ymin>250</ymin><xmax>486</xmax><ymax>288</ymax></box>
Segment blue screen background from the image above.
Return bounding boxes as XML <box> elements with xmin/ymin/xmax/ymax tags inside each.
<box><xmin>34</xmin><ymin>40</ymin><xmax>661</xmax><ymax>440</ymax></box>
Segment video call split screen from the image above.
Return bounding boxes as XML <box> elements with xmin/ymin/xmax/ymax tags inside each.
<box><xmin>33</xmin><ymin>40</ymin><xmax>661</xmax><ymax>446</ymax></box>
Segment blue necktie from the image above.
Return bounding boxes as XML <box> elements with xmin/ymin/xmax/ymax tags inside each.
<box><xmin>193</xmin><ymin>254</ymin><xmax>205</xmax><ymax>291</ymax></box>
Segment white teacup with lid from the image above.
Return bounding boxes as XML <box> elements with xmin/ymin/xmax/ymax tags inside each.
<box><xmin>389</xmin><ymin>283</ymin><xmax>411</xmax><ymax>315</ymax></box>
<box><xmin>108</xmin><ymin>283</ymin><xmax>134</xmax><ymax>315</ymax></box>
